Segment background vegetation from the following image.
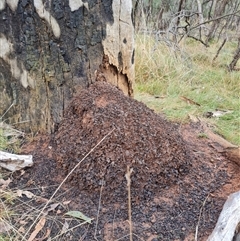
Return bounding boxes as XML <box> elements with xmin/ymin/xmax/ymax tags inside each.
<box><xmin>133</xmin><ymin>0</ymin><xmax>240</xmax><ymax>145</ymax></box>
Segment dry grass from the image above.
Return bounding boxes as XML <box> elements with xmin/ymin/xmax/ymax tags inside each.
<box><xmin>0</xmin><ymin>122</ymin><xmax>23</xmax><ymax>153</ymax></box>
<box><xmin>134</xmin><ymin>34</ymin><xmax>240</xmax><ymax>145</ymax></box>
<box><xmin>0</xmin><ymin>130</ymin><xmax>115</xmax><ymax>241</ymax></box>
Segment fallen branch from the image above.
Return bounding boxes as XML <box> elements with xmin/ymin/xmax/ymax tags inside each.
<box><xmin>224</xmin><ymin>147</ymin><xmax>240</xmax><ymax>166</ymax></box>
<box><xmin>198</xmin><ymin>119</ymin><xmax>240</xmax><ymax>165</ymax></box>
<box><xmin>207</xmin><ymin>191</ymin><xmax>240</xmax><ymax>241</ymax></box>
<box><xmin>202</xmin><ymin>124</ymin><xmax>237</xmax><ymax>149</ymax></box>
<box><xmin>180</xmin><ymin>96</ymin><xmax>201</xmax><ymax>106</ymax></box>
<box><xmin>0</xmin><ymin>151</ymin><xmax>33</xmax><ymax>171</ymax></box>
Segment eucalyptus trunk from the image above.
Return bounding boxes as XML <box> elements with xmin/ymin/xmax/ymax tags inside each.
<box><xmin>0</xmin><ymin>0</ymin><xmax>134</xmax><ymax>133</ymax></box>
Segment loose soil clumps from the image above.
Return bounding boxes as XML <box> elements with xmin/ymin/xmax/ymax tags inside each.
<box><xmin>54</xmin><ymin>82</ymin><xmax>190</xmax><ymax>201</ymax></box>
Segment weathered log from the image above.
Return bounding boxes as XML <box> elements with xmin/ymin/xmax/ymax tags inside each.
<box><xmin>207</xmin><ymin>191</ymin><xmax>240</xmax><ymax>241</ymax></box>
<box><xmin>200</xmin><ymin>119</ymin><xmax>240</xmax><ymax>165</ymax></box>
<box><xmin>0</xmin><ymin>0</ymin><xmax>134</xmax><ymax>133</ymax></box>
<box><xmin>225</xmin><ymin>147</ymin><xmax>240</xmax><ymax>166</ymax></box>
<box><xmin>0</xmin><ymin>151</ymin><xmax>33</xmax><ymax>171</ymax></box>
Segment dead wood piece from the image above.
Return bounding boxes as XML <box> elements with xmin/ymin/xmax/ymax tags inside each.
<box><xmin>201</xmin><ymin>122</ymin><xmax>240</xmax><ymax>164</ymax></box>
<box><xmin>207</xmin><ymin>191</ymin><xmax>240</xmax><ymax>241</ymax></box>
<box><xmin>0</xmin><ymin>151</ymin><xmax>33</xmax><ymax>171</ymax></box>
<box><xmin>225</xmin><ymin>147</ymin><xmax>240</xmax><ymax>166</ymax></box>
<box><xmin>199</xmin><ymin>119</ymin><xmax>237</xmax><ymax>149</ymax></box>
<box><xmin>180</xmin><ymin>96</ymin><xmax>201</xmax><ymax>106</ymax></box>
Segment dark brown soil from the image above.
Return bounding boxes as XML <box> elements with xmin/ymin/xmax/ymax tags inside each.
<box><xmin>10</xmin><ymin>82</ymin><xmax>240</xmax><ymax>241</ymax></box>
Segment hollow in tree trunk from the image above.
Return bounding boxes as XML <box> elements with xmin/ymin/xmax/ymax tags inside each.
<box><xmin>0</xmin><ymin>0</ymin><xmax>135</xmax><ymax>133</ymax></box>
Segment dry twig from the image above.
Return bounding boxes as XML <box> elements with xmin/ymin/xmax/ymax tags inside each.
<box><xmin>94</xmin><ymin>179</ymin><xmax>104</xmax><ymax>240</ymax></box>
<box><xmin>195</xmin><ymin>194</ymin><xmax>210</xmax><ymax>241</ymax></box>
<box><xmin>125</xmin><ymin>165</ymin><xmax>133</xmax><ymax>241</ymax></box>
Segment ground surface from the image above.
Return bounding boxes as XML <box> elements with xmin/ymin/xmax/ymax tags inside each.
<box><xmin>9</xmin><ymin>82</ymin><xmax>240</xmax><ymax>241</ymax></box>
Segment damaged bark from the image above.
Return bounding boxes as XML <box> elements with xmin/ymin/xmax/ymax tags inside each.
<box><xmin>0</xmin><ymin>0</ymin><xmax>134</xmax><ymax>133</ymax></box>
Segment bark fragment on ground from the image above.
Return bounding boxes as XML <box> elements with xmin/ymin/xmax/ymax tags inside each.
<box><xmin>207</xmin><ymin>191</ymin><xmax>240</xmax><ymax>241</ymax></box>
<box><xmin>0</xmin><ymin>151</ymin><xmax>33</xmax><ymax>171</ymax></box>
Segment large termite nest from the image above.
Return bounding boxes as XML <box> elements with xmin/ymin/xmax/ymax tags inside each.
<box><xmin>54</xmin><ymin>81</ymin><xmax>191</xmax><ymax>202</ymax></box>
<box><xmin>17</xmin><ymin>81</ymin><xmax>232</xmax><ymax>240</ymax></box>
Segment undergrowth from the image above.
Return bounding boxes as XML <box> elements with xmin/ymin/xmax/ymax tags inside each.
<box><xmin>0</xmin><ymin>122</ymin><xmax>22</xmax><ymax>153</ymax></box>
<box><xmin>134</xmin><ymin>34</ymin><xmax>240</xmax><ymax>145</ymax></box>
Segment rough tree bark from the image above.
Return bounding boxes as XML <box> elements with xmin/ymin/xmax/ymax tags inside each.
<box><xmin>205</xmin><ymin>0</ymin><xmax>228</xmax><ymax>44</ymax></box>
<box><xmin>0</xmin><ymin>0</ymin><xmax>135</xmax><ymax>133</ymax></box>
<box><xmin>229</xmin><ymin>37</ymin><xmax>240</xmax><ymax>71</ymax></box>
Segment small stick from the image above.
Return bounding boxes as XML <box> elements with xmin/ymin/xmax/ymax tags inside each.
<box><xmin>195</xmin><ymin>193</ymin><xmax>209</xmax><ymax>241</ymax></box>
<box><xmin>112</xmin><ymin>208</ymin><xmax>117</xmax><ymax>239</ymax></box>
<box><xmin>51</xmin><ymin>220</ymin><xmax>89</xmax><ymax>240</ymax></box>
<box><xmin>125</xmin><ymin>165</ymin><xmax>133</xmax><ymax>241</ymax></box>
<box><xmin>21</xmin><ymin>128</ymin><xmax>115</xmax><ymax>240</ymax></box>
<box><xmin>0</xmin><ymin>102</ymin><xmax>14</xmax><ymax>120</ymax></box>
<box><xmin>94</xmin><ymin>180</ymin><xmax>104</xmax><ymax>240</ymax></box>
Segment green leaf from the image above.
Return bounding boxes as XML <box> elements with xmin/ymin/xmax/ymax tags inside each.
<box><xmin>64</xmin><ymin>211</ymin><xmax>92</xmax><ymax>223</ymax></box>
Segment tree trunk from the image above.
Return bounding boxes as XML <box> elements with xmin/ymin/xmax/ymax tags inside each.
<box><xmin>195</xmin><ymin>0</ymin><xmax>204</xmax><ymax>39</ymax></box>
<box><xmin>176</xmin><ymin>0</ymin><xmax>184</xmax><ymax>27</ymax></box>
<box><xmin>205</xmin><ymin>0</ymin><xmax>228</xmax><ymax>44</ymax></box>
<box><xmin>228</xmin><ymin>37</ymin><xmax>240</xmax><ymax>71</ymax></box>
<box><xmin>0</xmin><ymin>0</ymin><xmax>134</xmax><ymax>133</ymax></box>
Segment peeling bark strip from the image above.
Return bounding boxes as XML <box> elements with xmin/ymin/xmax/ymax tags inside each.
<box><xmin>102</xmin><ymin>0</ymin><xmax>135</xmax><ymax>96</ymax></box>
<box><xmin>0</xmin><ymin>0</ymin><xmax>134</xmax><ymax>133</ymax></box>
<box><xmin>0</xmin><ymin>151</ymin><xmax>33</xmax><ymax>171</ymax></box>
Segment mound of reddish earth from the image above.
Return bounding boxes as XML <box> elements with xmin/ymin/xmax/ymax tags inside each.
<box><xmin>14</xmin><ymin>81</ymin><xmax>240</xmax><ymax>241</ymax></box>
<box><xmin>54</xmin><ymin>81</ymin><xmax>190</xmax><ymax>197</ymax></box>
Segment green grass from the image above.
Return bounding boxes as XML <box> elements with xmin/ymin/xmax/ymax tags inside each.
<box><xmin>134</xmin><ymin>34</ymin><xmax>240</xmax><ymax>145</ymax></box>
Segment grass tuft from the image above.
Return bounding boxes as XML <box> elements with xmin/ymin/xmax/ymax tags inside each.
<box><xmin>0</xmin><ymin>122</ymin><xmax>23</xmax><ymax>153</ymax></box>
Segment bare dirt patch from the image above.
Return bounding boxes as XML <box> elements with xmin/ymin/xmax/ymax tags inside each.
<box><xmin>10</xmin><ymin>82</ymin><xmax>240</xmax><ymax>241</ymax></box>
